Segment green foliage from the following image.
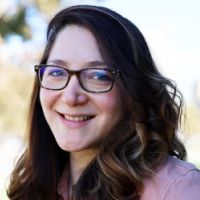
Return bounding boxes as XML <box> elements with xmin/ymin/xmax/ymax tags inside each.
<box><xmin>0</xmin><ymin>0</ymin><xmax>61</xmax><ymax>41</ymax></box>
<box><xmin>0</xmin><ymin>6</ymin><xmax>31</xmax><ymax>40</ymax></box>
<box><xmin>0</xmin><ymin>0</ymin><xmax>102</xmax><ymax>40</ymax></box>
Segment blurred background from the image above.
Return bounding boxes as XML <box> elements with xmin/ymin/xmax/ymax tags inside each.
<box><xmin>0</xmin><ymin>0</ymin><xmax>200</xmax><ymax>199</ymax></box>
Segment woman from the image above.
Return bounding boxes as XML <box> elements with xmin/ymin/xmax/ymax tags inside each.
<box><xmin>7</xmin><ymin>5</ymin><xmax>200</xmax><ymax>200</ymax></box>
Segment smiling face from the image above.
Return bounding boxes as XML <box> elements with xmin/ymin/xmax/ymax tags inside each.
<box><xmin>39</xmin><ymin>25</ymin><xmax>123</xmax><ymax>153</ymax></box>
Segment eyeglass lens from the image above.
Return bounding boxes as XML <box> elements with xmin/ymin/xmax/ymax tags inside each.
<box><xmin>38</xmin><ymin>65</ymin><xmax>116</xmax><ymax>92</ymax></box>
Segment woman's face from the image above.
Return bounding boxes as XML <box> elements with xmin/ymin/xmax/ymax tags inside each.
<box><xmin>40</xmin><ymin>25</ymin><xmax>123</xmax><ymax>153</ymax></box>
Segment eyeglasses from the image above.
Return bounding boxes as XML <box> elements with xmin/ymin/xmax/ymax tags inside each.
<box><xmin>34</xmin><ymin>64</ymin><xmax>120</xmax><ymax>93</ymax></box>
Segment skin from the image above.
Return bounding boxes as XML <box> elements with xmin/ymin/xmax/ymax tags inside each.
<box><xmin>40</xmin><ymin>25</ymin><xmax>123</xmax><ymax>185</ymax></box>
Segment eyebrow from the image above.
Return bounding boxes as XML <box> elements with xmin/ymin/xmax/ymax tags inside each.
<box><xmin>47</xmin><ymin>59</ymin><xmax>68</xmax><ymax>66</ymax></box>
<box><xmin>47</xmin><ymin>59</ymin><xmax>109</xmax><ymax>68</ymax></box>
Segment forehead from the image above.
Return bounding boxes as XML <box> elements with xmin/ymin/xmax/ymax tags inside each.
<box><xmin>48</xmin><ymin>25</ymin><xmax>104</xmax><ymax>67</ymax></box>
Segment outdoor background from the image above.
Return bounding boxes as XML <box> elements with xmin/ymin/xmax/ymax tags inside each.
<box><xmin>0</xmin><ymin>0</ymin><xmax>200</xmax><ymax>199</ymax></box>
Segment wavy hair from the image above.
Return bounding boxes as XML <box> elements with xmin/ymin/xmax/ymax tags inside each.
<box><xmin>7</xmin><ymin>5</ymin><xmax>186</xmax><ymax>200</ymax></box>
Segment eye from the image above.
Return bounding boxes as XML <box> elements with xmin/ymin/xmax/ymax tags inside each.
<box><xmin>44</xmin><ymin>67</ymin><xmax>68</xmax><ymax>78</ymax></box>
<box><xmin>87</xmin><ymin>70</ymin><xmax>112</xmax><ymax>82</ymax></box>
<box><xmin>49</xmin><ymin>69</ymin><xmax>66</xmax><ymax>77</ymax></box>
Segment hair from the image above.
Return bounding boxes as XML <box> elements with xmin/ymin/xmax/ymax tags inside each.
<box><xmin>7</xmin><ymin>5</ymin><xmax>186</xmax><ymax>200</ymax></box>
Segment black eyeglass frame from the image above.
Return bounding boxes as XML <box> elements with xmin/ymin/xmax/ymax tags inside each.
<box><xmin>34</xmin><ymin>64</ymin><xmax>120</xmax><ymax>93</ymax></box>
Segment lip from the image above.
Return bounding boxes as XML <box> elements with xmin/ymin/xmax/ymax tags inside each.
<box><xmin>57</xmin><ymin>112</ymin><xmax>95</xmax><ymax>128</ymax></box>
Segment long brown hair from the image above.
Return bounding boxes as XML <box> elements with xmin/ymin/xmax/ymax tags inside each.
<box><xmin>7</xmin><ymin>5</ymin><xmax>186</xmax><ymax>200</ymax></box>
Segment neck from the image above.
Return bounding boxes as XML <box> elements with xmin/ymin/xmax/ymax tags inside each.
<box><xmin>69</xmin><ymin>149</ymin><xmax>98</xmax><ymax>185</ymax></box>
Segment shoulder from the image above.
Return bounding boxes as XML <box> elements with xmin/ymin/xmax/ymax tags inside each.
<box><xmin>141</xmin><ymin>156</ymin><xmax>200</xmax><ymax>200</ymax></box>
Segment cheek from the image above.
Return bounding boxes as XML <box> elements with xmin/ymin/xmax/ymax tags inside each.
<box><xmin>98</xmin><ymin>88</ymin><xmax>123</xmax><ymax>118</ymax></box>
<box><xmin>39</xmin><ymin>89</ymin><xmax>57</xmax><ymax>111</ymax></box>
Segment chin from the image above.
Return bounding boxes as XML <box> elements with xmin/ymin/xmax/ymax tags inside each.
<box><xmin>58</xmin><ymin>142</ymin><xmax>85</xmax><ymax>152</ymax></box>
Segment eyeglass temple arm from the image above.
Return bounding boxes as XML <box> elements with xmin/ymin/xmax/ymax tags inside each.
<box><xmin>34</xmin><ymin>65</ymin><xmax>40</xmax><ymax>72</ymax></box>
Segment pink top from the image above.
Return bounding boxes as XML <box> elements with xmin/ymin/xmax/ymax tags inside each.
<box><xmin>141</xmin><ymin>156</ymin><xmax>200</xmax><ymax>200</ymax></box>
<box><xmin>58</xmin><ymin>156</ymin><xmax>200</xmax><ymax>200</ymax></box>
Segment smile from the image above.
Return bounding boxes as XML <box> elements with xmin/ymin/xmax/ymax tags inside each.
<box><xmin>64</xmin><ymin>115</ymin><xmax>93</xmax><ymax>122</ymax></box>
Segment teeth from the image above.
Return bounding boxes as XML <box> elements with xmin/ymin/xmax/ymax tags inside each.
<box><xmin>64</xmin><ymin>115</ymin><xmax>91</xmax><ymax>121</ymax></box>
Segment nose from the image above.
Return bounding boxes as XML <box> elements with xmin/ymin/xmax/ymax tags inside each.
<box><xmin>60</xmin><ymin>75</ymin><xmax>88</xmax><ymax>106</ymax></box>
